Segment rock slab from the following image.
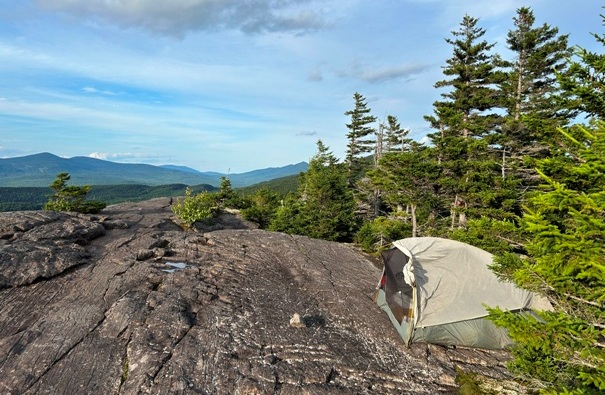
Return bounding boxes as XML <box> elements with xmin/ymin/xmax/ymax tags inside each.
<box><xmin>0</xmin><ymin>198</ymin><xmax>516</xmax><ymax>394</ymax></box>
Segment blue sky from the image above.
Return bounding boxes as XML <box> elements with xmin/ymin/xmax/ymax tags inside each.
<box><xmin>0</xmin><ymin>1</ymin><xmax>603</xmax><ymax>173</ymax></box>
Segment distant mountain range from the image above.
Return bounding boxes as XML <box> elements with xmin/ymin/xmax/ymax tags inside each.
<box><xmin>0</xmin><ymin>153</ymin><xmax>308</xmax><ymax>187</ymax></box>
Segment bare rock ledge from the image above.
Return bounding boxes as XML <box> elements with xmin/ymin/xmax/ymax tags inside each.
<box><xmin>0</xmin><ymin>198</ymin><xmax>517</xmax><ymax>394</ymax></box>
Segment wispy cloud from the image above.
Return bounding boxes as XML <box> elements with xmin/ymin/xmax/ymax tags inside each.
<box><xmin>82</xmin><ymin>86</ymin><xmax>120</xmax><ymax>96</ymax></box>
<box><xmin>356</xmin><ymin>63</ymin><xmax>431</xmax><ymax>83</ymax></box>
<box><xmin>307</xmin><ymin>69</ymin><xmax>323</xmax><ymax>82</ymax></box>
<box><xmin>340</xmin><ymin>62</ymin><xmax>431</xmax><ymax>84</ymax></box>
<box><xmin>88</xmin><ymin>151</ymin><xmax>147</xmax><ymax>161</ymax></box>
<box><xmin>296</xmin><ymin>131</ymin><xmax>318</xmax><ymax>136</ymax></box>
<box><xmin>35</xmin><ymin>0</ymin><xmax>331</xmax><ymax>37</ymax></box>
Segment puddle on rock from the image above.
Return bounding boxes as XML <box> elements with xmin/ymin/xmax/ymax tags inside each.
<box><xmin>161</xmin><ymin>261</ymin><xmax>188</xmax><ymax>273</ymax></box>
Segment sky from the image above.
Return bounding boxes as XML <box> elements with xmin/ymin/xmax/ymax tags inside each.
<box><xmin>0</xmin><ymin>0</ymin><xmax>603</xmax><ymax>173</ymax></box>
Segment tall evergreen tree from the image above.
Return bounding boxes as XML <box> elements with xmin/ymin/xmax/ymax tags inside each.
<box><xmin>382</xmin><ymin>115</ymin><xmax>412</xmax><ymax>153</ymax></box>
<box><xmin>424</xmin><ymin>14</ymin><xmax>505</xmax><ymax>227</ymax></box>
<box><xmin>426</xmin><ymin>14</ymin><xmax>502</xmax><ymax>141</ymax></box>
<box><xmin>344</xmin><ymin>92</ymin><xmax>376</xmax><ymax>186</ymax></box>
<box><xmin>500</xmin><ymin>7</ymin><xmax>571</xmax><ymax>179</ymax></box>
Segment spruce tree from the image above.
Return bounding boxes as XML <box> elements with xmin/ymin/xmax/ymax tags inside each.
<box><xmin>370</xmin><ymin>115</ymin><xmax>415</xmax><ymax>218</ymax></box>
<box><xmin>240</xmin><ymin>188</ymin><xmax>280</xmax><ymax>229</ymax></box>
<box><xmin>424</xmin><ymin>14</ymin><xmax>504</xmax><ymax>227</ymax></box>
<box><xmin>500</xmin><ymin>7</ymin><xmax>571</xmax><ymax>179</ymax></box>
<box><xmin>382</xmin><ymin>115</ymin><xmax>412</xmax><ymax>153</ymax></box>
<box><xmin>344</xmin><ymin>92</ymin><xmax>376</xmax><ymax>186</ymax></box>
<box><xmin>217</xmin><ymin>176</ymin><xmax>242</xmax><ymax>208</ymax></box>
<box><xmin>44</xmin><ymin>172</ymin><xmax>106</xmax><ymax>214</ymax></box>
<box><xmin>559</xmin><ymin>24</ymin><xmax>605</xmax><ymax>119</ymax></box>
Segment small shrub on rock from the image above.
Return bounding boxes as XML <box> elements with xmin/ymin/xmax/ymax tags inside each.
<box><xmin>44</xmin><ymin>172</ymin><xmax>106</xmax><ymax>214</ymax></box>
<box><xmin>172</xmin><ymin>188</ymin><xmax>220</xmax><ymax>228</ymax></box>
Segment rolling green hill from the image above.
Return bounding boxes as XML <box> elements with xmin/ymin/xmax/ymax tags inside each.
<box><xmin>238</xmin><ymin>174</ymin><xmax>300</xmax><ymax>196</ymax></box>
<box><xmin>0</xmin><ymin>153</ymin><xmax>307</xmax><ymax>187</ymax></box>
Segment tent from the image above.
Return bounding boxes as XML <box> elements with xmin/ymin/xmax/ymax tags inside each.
<box><xmin>374</xmin><ymin>237</ymin><xmax>552</xmax><ymax>349</ymax></box>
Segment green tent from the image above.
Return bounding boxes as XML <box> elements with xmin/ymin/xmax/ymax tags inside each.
<box><xmin>375</xmin><ymin>237</ymin><xmax>552</xmax><ymax>349</ymax></box>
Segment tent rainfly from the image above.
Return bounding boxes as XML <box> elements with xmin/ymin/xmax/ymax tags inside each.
<box><xmin>375</xmin><ymin>237</ymin><xmax>552</xmax><ymax>349</ymax></box>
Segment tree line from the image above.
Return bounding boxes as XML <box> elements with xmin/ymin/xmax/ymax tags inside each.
<box><xmin>235</xmin><ymin>7</ymin><xmax>604</xmax><ymax>393</ymax></box>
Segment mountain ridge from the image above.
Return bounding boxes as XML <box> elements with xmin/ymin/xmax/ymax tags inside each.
<box><xmin>0</xmin><ymin>152</ymin><xmax>307</xmax><ymax>187</ymax></box>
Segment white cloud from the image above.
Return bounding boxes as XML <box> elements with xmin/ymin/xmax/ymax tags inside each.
<box><xmin>88</xmin><ymin>151</ymin><xmax>108</xmax><ymax>159</ymax></box>
<box><xmin>357</xmin><ymin>63</ymin><xmax>431</xmax><ymax>84</ymax></box>
<box><xmin>88</xmin><ymin>152</ymin><xmax>145</xmax><ymax>161</ymax></box>
<box><xmin>337</xmin><ymin>61</ymin><xmax>432</xmax><ymax>84</ymax></box>
<box><xmin>82</xmin><ymin>86</ymin><xmax>120</xmax><ymax>96</ymax></box>
<box><xmin>35</xmin><ymin>0</ymin><xmax>331</xmax><ymax>37</ymax></box>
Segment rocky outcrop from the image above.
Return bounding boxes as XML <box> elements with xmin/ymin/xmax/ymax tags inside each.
<box><xmin>0</xmin><ymin>198</ymin><xmax>518</xmax><ymax>394</ymax></box>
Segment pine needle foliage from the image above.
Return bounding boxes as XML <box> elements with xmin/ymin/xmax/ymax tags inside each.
<box><xmin>270</xmin><ymin>141</ymin><xmax>358</xmax><ymax>242</ymax></box>
<box><xmin>488</xmin><ymin>123</ymin><xmax>605</xmax><ymax>394</ymax></box>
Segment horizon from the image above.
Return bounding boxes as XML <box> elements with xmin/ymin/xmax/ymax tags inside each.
<box><xmin>2</xmin><ymin>151</ymin><xmax>308</xmax><ymax>174</ymax></box>
<box><xmin>1</xmin><ymin>1</ymin><xmax>603</xmax><ymax>173</ymax></box>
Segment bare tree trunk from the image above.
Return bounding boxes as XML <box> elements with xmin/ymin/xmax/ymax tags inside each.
<box><xmin>515</xmin><ymin>54</ymin><xmax>525</xmax><ymax>121</ymax></box>
<box><xmin>451</xmin><ymin>195</ymin><xmax>467</xmax><ymax>229</ymax></box>
<box><xmin>437</xmin><ymin>124</ymin><xmax>445</xmax><ymax>165</ymax></box>
<box><xmin>451</xmin><ymin>196</ymin><xmax>457</xmax><ymax>229</ymax></box>
<box><xmin>374</xmin><ymin>189</ymin><xmax>380</xmax><ymax>218</ymax></box>
<box><xmin>371</xmin><ymin>124</ymin><xmax>384</xmax><ymax>218</ymax></box>
<box><xmin>374</xmin><ymin>124</ymin><xmax>384</xmax><ymax>167</ymax></box>
<box><xmin>411</xmin><ymin>204</ymin><xmax>418</xmax><ymax>237</ymax></box>
<box><xmin>462</xmin><ymin>113</ymin><xmax>469</xmax><ymax>139</ymax></box>
<box><xmin>459</xmin><ymin>212</ymin><xmax>467</xmax><ymax>228</ymax></box>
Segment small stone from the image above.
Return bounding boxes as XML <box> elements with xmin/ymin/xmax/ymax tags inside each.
<box><xmin>289</xmin><ymin>313</ymin><xmax>305</xmax><ymax>328</ymax></box>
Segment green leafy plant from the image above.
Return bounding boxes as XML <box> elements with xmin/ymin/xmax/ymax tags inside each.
<box><xmin>44</xmin><ymin>172</ymin><xmax>106</xmax><ymax>214</ymax></box>
<box><xmin>171</xmin><ymin>187</ymin><xmax>220</xmax><ymax>228</ymax></box>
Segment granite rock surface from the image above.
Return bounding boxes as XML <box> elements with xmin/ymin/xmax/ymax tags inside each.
<box><xmin>0</xmin><ymin>198</ymin><xmax>517</xmax><ymax>394</ymax></box>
